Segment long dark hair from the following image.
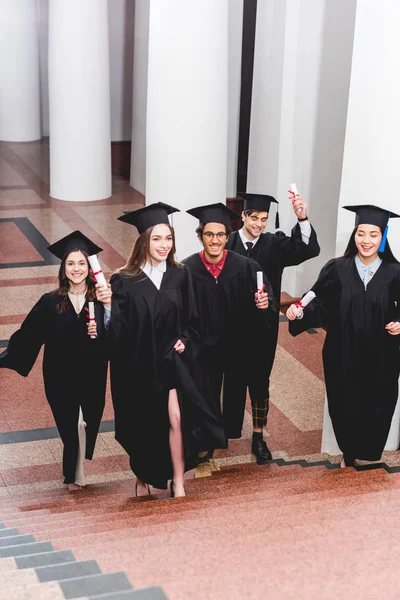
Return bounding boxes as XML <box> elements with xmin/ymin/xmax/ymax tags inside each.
<box><xmin>55</xmin><ymin>249</ymin><xmax>96</xmax><ymax>314</ymax></box>
<box><xmin>119</xmin><ymin>223</ymin><xmax>180</xmax><ymax>276</ymax></box>
<box><xmin>344</xmin><ymin>226</ymin><xmax>399</xmax><ymax>263</ymax></box>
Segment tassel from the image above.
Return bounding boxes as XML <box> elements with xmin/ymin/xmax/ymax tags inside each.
<box><xmin>275</xmin><ymin>209</ymin><xmax>280</xmax><ymax>230</ymax></box>
<box><xmin>379</xmin><ymin>224</ymin><xmax>389</xmax><ymax>253</ymax></box>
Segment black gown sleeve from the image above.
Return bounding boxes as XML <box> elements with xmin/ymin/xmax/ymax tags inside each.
<box><xmin>108</xmin><ymin>273</ymin><xmax>130</xmax><ymax>352</ymax></box>
<box><xmin>0</xmin><ymin>293</ymin><xmax>52</xmax><ymax>377</ymax></box>
<box><xmin>289</xmin><ymin>258</ymin><xmax>338</xmax><ymax>337</ymax></box>
<box><xmin>179</xmin><ymin>266</ymin><xmax>201</xmax><ymax>350</ymax></box>
<box><xmin>248</xmin><ymin>258</ymin><xmax>279</xmax><ymax>322</ymax></box>
<box><xmin>273</xmin><ymin>223</ymin><xmax>320</xmax><ymax>268</ymax></box>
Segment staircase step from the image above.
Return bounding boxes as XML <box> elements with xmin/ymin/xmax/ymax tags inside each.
<box><xmin>15</xmin><ymin>549</ymin><xmax>75</xmax><ymax>570</ymax></box>
<box><xmin>0</xmin><ymin>528</ymin><xmax>19</xmax><ymax>538</ymax></box>
<box><xmin>91</xmin><ymin>588</ymin><xmax>168</xmax><ymax>599</ymax></box>
<box><xmin>0</xmin><ymin>534</ymin><xmax>35</xmax><ymax>548</ymax></box>
<box><xmin>0</xmin><ymin>541</ymin><xmax>53</xmax><ymax>558</ymax></box>
<box><xmin>36</xmin><ymin>558</ymin><xmax>101</xmax><ymax>583</ymax></box>
<box><xmin>58</xmin><ymin>571</ymin><xmax>132</xmax><ymax>599</ymax></box>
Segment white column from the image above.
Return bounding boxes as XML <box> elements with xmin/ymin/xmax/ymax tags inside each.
<box><xmin>0</xmin><ymin>0</ymin><xmax>41</xmax><ymax>142</ymax></box>
<box><xmin>248</xmin><ymin>0</ymin><xmax>357</xmax><ymax>296</ymax></box>
<box><xmin>325</xmin><ymin>0</ymin><xmax>400</xmax><ymax>454</ymax></box>
<box><xmin>48</xmin><ymin>0</ymin><xmax>111</xmax><ymax>201</ymax></box>
<box><xmin>130</xmin><ymin>0</ymin><xmax>150</xmax><ymax>195</ymax></box>
<box><xmin>146</xmin><ymin>0</ymin><xmax>229</xmax><ymax>259</ymax></box>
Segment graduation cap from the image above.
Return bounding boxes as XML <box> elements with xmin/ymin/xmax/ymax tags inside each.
<box><xmin>238</xmin><ymin>193</ymin><xmax>280</xmax><ymax>229</ymax></box>
<box><xmin>186</xmin><ymin>203</ymin><xmax>240</xmax><ymax>229</ymax></box>
<box><xmin>47</xmin><ymin>230</ymin><xmax>103</xmax><ymax>260</ymax></box>
<box><xmin>343</xmin><ymin>204</ymin><xmax>400</xmax><ymax>252</ymax></box>
<box><xmin>118</xmin><ymin>202</ymin><xmax>180</xmax><ymax>234</ymax></box>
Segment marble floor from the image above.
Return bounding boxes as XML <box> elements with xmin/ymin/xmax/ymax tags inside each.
<box><xmin>2</xmin><ymin>140</ymin><xmax>400</xmax><ymax>599</ymax></box>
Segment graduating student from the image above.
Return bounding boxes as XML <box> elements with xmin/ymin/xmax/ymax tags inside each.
<box><xmin>183</xmin><ymin>203</ymin><xmax>277</xmax><ymax>469</ymax></box>
<box><xmin>0</xmin><ymin>231</ymin><xmax>111</xmax><ymax>490</ymax></box>
<box><xmin>225</xmin><ymin>193</ymin><xmax>320</xmax><ymax>455</ymax></box>
<box><xmin>109</xmin><ymin>203</ymin><xmax>226</xmax><ymax>498</ymax></box>
<box><xmin>287</xmin><ymin>205</ymin><xmax>400</xmax><ymax>467</ymax></box>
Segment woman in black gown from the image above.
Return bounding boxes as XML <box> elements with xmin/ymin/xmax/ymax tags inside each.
<box><xmin>0</xmin><ymin>231</ymin><xmax>111</xmax><ymax>489</ymax></box>
<box><xmin>110</xmin><ymin>203</ymin><xmax>226</xmax><ymax>497</ymax></box>
<box><xmin>287</xmin><ymin>205</ymin><xmax>400</xmax><ymax>467</ymax></box>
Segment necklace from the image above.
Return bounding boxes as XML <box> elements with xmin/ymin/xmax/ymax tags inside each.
<box><xmin>68</xmin><ymin>287</ymin><xmax>87</xmax><ymax>296</ymax></box>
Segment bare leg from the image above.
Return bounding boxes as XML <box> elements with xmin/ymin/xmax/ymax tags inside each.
<box><xmin>168</xmin><ymin>389</ymin><xmax>185</xmax><ymax>497</ymax></box>
<box><xmin>135</xmin><ymin>478</ymin><xmax>150</xmax><ymax>497</ymax></box>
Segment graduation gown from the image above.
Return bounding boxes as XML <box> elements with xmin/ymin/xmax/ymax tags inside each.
<box><xmin>108</xmin><ymin>264</ymin><xmax>226</xmax><ymax>489</ymax></box>
<box><xmin>0</xmin><ymin>292</ymin><xmax>108</xmax><ymax>483</ymax></box>
<box><xmin>289</xmin><ymin>257</ymin><xmax>400</xmax><ymax>461</ymax></box>
<box><xmin>183</xmin><ymin>251</ymin><xmax>277</xmax><ymax>438</ymax></box>
<box><xmin>226</xmin><ymin>224</ymin><xmax>320</xmax><ymax>375</ymax></box>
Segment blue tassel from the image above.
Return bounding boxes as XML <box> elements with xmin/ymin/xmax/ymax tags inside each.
<box><xmin>379</xmin><ymin>222</ymin><xmax>389</xmax><ymax>253</ymax></box>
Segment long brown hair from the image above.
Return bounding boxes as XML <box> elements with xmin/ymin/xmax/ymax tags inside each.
<box><xmin>119</xmin><ymin>224</ymin><xmax>180</xmax><ymax>276</ymax></box>
<box><xmin>55</xmin><ymin>249</ymin><xmax>96</xmax><ymax>314</ymax></box>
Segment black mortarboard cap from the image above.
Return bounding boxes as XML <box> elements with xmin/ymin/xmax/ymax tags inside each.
<box><xmin>238</xmin><ymin>193</ymin><xmax>280</xmax><ymax>229</ymax></box>
<box><xmin>47</xmin><ymin>230</ymin><xmax>103</xmax><ymax>260</ymax></box>
<box><xmin>343</xmin><ymin>204</ymin><xmax>400</xmax><ymax>230</ymax></box>
<box><xmin>343</xmin><ymin>204</ymin><xmax>400</xmax><ymax>252</ymax></box>
<box><xmin>118</xmin><ymin>202</ymin><xmax>180</xmax><ymax>234</ymax></box>
<box><xmin>186</xmin><ymin>203</ymin><xmax>240</xmax><ymax>229</ymax></box>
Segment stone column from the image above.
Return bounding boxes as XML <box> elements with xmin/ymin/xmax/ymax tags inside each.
<box><xmin>0</xmin><ymin>0</ymin><xmax>41</xmax><ymax>141</ymax></box>
<box><xmin>48</xmin><ymin>0</ymin><xmax>111</xmax><ymax>201</ymax></box>
<box><xmin>145</xmin><ymin>0</ymin><xmax>229</xmax><ymax>259</ymax></box>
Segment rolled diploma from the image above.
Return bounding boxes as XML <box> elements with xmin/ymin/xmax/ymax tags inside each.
<box><xmin>257</xmin><ymin>271</ymin><xmax>265</xmax><ymax>298</ymax></box>
<box><xmin>291</xmin><ymin>182</ymin><xmax>302</xmax><ymax>213</ymax></box>
<box><xmin>88</xmin><ymin>255</ymin><xmax>107</xmax><ymax>288</ymax></box>
<box><xmin>88</xmin><ymin>301</ymin><xmax>96</xmax><ymax>339</ymax></box>
<box><xmin>295</xmin><ymin>290</ymin><xmax>316</xmax><ymax>316</ymax></box>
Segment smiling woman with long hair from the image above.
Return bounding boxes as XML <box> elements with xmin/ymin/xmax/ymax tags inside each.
<box><xmin>287</xmin><ymin>205</ymin><xmax>400</xmax><ymax>468</ymax></box>
<box><xmin>0</xmin><ymin>231</ymin><xmax>111</xmax><ymax>490</ymax></box>
<box><xmin>109</xmin><ymin>203</ymin><xmax>226</xmax><ymax>498</ymax></box>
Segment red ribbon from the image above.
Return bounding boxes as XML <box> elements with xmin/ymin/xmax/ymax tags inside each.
<box><xmin>295</xmin><ymin>300</ymin><xmax>304</xmax><ymax>309</ymax></box>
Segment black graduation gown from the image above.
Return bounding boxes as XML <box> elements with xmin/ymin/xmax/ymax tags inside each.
<box><xmin>289</xmin><ymin>257</ymin><xmax>400</xmax><ymax>461</ymax></box>
<box><xmin>183</xmin><ymin>251</ymin><xmax>278</xmax><ymax>438</ymax></box>
<box><xmin>226</xmin><ymin>224</ymin><xmax>320</xmax><ymax>376</ymax></box>
<box><xmin>108</xmin><ymin>264</ymin><xmax>227</xmax><ymax>489</ymax></box>
<box><xmin>0</xmin><ymin>292</ymin><xmax>108</xmax><ymax>483</ymax></box>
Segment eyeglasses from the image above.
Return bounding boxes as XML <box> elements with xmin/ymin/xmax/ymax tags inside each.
<box><xmin>203</xmin><ymin>232</ymin><xmax>228</xmax><ymax>240</ymax></box>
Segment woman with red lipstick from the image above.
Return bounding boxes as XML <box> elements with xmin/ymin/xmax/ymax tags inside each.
<box><xmin>109</xmin><ymin>203</ymin><xmax>226</xmax><ymax>498</ymax></box>
<box><xmin>287</xmin><ymin>205</ymin><xmax>400</xmax><ymax>468</ymax></box>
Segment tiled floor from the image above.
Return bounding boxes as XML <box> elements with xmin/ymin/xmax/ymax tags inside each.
<box><xmin>2</xmin><ymin>139</ymin><xmax>400</xmax><ymax>599</ymax></box>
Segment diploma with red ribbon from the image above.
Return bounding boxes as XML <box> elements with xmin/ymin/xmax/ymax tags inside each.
<box><xmin>88</xmin><ymin>255</ymin><xmax>107</xmax><ymax>288</ymax></box>
<box><xmin>257</xmin><ymin>271</ymin><xmax>265</xmax><ymax>299</ymax></box>
<box><xmin>288</xmin><ymin>182</ymin><xmax>303</xmax><ymax>214</ymax></box>
<box><xmin>295</xmin><ymin>290</ymin><xmax>316</xmax><ymax>317</ymax></box>
<box><xmin>88</xmin><ymin>301</ymin><xmax>96</xmax><ymax>339</ymax></box>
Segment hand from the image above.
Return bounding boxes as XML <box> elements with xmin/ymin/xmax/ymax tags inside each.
<box><xmin>87</xmin><ymin>322</ymin><xmax>98</xmax><ymax>338</ymax></box>
<box><xmin>255</xmin><ymin>291</ymin><xmax>269</xmax><ymax>310</ymax></box>
<box><xmin>174</xmin><ymin>339</ymin><xmax>185</xmax><ymax>354</ymax></box>
<box><xmin>385</xmin><ymin>321</ymin><xmax>400</xmax><ymax>336</ymax></box>
<box><xmin>95</xmin><ymin>283</ymin><xmax>112</xmax><ymax>308</ymax></box>
<box><xmin>289</xmin><ymin>194</ymin><xmax>307</xmax><ymax>219</ymax></box>
<box><xmin>286</xmin><ymin>304</ymin><xmax>302</xmax><ymax>320</ymax></box>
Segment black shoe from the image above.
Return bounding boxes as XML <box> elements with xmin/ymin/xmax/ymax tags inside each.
<box><xmin>251</xmin><ymin>439</ymin><xmax>272</xmax><ymax>464</ymax></box>
<box><xmin>170</xmin><ymin>481</ymin><xmax>174</xmax><ymax>498</ymax></box>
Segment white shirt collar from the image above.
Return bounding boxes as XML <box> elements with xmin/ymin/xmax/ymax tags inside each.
<box><xmin>238</xmin><ymin>227</ymin><xmax>260</xmax><ymax>249</ymax></box>
<box><xmin>142</xmin><ymin>260</ymin><xmax>167</xmax><ymax>276</ymax></box>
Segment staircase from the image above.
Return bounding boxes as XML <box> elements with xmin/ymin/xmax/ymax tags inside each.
<box><xmin>1</xmin><ymin>459</ymin><xmax>400</xmax><ymax>599</ymax></box>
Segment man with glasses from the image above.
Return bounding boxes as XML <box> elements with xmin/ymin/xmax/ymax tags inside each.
<box><xmin>183</xmin><ymin>203</ymin><xmax>277</xmax><ymax>473</ymax></box>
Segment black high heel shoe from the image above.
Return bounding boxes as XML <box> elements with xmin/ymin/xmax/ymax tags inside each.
<box><xmin>342</xmin><ymin>455</ymin><xmax>355</xmax><ymax>467</ymax></box>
